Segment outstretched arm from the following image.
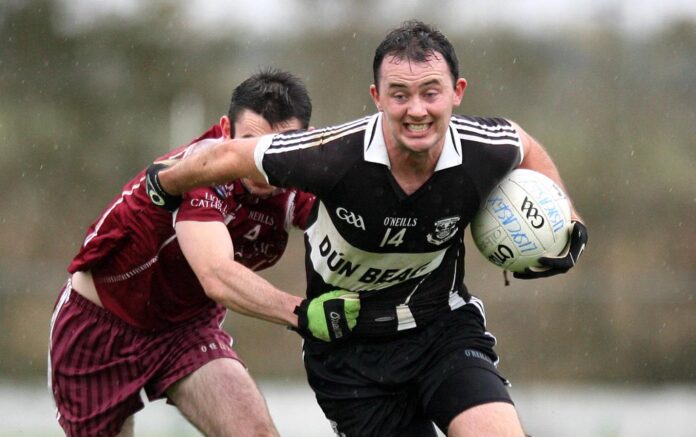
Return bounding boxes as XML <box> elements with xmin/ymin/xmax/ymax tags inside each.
<box><xmin>176</xmin><ymin>220</ymin><xmax>360</xmax><ymax>341</ymax></box>
<box><xmin>159</xmin><ymin>137</ymin><xmax>265</xmax><ymax>196</ymax></box>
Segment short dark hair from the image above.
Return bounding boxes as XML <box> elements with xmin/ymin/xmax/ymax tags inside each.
<box><xmin>228</xmin><ymin>68</ymin><xmax>312</xmax><ymax>137</ymax></box>
<box><xmin>372</xmin><ymin>20</ymin><xmax>459</xmax><ymax>89</ymax></box>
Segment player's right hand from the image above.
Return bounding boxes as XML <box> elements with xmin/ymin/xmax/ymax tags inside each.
<box><xmin>294</xmin><ymin>290</ymin><xmax>360</xmax><ymax>342</ymax></box>
<box><xmin>145</xmin><ymin>160</ymin><xmax>182</xmax><ymax>212</ymax></box>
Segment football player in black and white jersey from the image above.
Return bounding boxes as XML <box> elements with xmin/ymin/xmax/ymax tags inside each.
<box><xmin>148</xmin><ymin>20</ymin><xmax>587</xmax><ymax>437</ymax></box>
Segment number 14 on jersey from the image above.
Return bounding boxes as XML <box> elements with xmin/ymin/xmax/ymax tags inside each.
<box><xmin>380</xmin><ymin>227</ymin><xmax>406</xmax><ymax>247</ymax></box>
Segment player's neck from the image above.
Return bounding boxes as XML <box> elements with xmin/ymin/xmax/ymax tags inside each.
<box><xmin>384</xmin><ymin>137</ymin><xmax>443</xmax><ymax>195</ymax></box>
<box><xmin>387</xmin><ymin>149</ymin><xmax>440</xmax><ymax>196</ymax></box>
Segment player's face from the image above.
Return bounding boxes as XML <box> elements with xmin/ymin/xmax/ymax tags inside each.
<box><xmin>370</xmin><ymin>54</ymin><xmax>466</xmax><ymax>159</ymax></box>
<box><xmin>226</xmin><ymin>109</ymin><xmax>303</xmax><ymax>197</ymax></box>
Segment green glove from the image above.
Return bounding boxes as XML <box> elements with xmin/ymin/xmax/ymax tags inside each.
<box><xmin>294</xmin><ymin>290</ymin><xmax>360</xmax><ymax>342</ymax></box>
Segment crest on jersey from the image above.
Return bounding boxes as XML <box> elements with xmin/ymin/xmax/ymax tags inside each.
<box><xmin>427</xmin><ymin>216</ymin><xmax>461</xmax><ymax>246</ymax></box>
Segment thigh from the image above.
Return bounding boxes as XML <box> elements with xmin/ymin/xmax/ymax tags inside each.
<box><xmin>144</xmin><ymin>304</ymin><xmax>238</xmax><ymax>400</ymax></box>
<box><xmin>424</xmin><ymin>363</ymin><xmax>516</xmax><ymax>434</ymax></box>
<box><xmin>318</xmin><ymin>390</ymin><xmax>438</xmax><ymax>437</ymax></box>
<box><xmin>167</xmin><ymin>358</ymin><xmax>278</xmax><ymax>437</ymax></box>
<box><xmin>304</xmin><ymin>342</ymin><xmax>437</xmax><ymax>437</ymax></box>
<box><xmin>448</xmin><ymin>402</ymin><xmax>525</xmax><ymax>437</ymax></box>
<box><xmin>49</xmin><ymin>284</ymin><xmax>145</xmax><ymax>436</ymax></box>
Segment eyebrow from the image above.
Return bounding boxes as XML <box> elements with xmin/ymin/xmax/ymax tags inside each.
<box><xmin>386</xmin><ymin>78</ymin><xmax>443</xmax><ymax>90</ymax></box>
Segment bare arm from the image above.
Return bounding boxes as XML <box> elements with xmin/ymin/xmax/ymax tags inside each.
<box><xmin>159</xmin><ymin>137</ymin><xmax>266</xmax><ymax>196</ymax></box>
<box><xmin>176</xmin><ymin>219</ymin><xmax>302</xmax><ymax>327</ymax></box>
<box><xmin>513</xmin><ymin>122</ymin><xmax>583</xmax><ymax>222</ymax></box>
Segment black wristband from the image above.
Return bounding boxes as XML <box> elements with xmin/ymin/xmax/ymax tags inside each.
<box><xmin>145</xmin><ymin>163</ymin><xmax>182</xmax><ymax>212</ymax></box>
<box><xmin>291</xmin><ymin>300</ymin><xmax>312</xmax><ymax>339</ymax></box>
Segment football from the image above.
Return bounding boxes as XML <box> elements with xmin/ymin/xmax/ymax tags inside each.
<box><xmin>471</xmin><ymin>169</ymin><xmax>572</xmax><ymax>273</ymax></box>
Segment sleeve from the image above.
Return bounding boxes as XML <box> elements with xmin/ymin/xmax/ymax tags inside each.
<box><xmin>175</xmin><ymin>187</ymin><xmax>235</xmax><ymax>223</ymax></box>
<box><xmin>254</xmin><ymin>119</ymin><xmax>368</xmax><ymax>197</ymax></box>
<box><xmin>459</xmin><ymin>116</ymin><xmax>523</xmax><ymax>206</ymax></box>
<box><xmin>289</xmin><ymin>190</ymin><xmax>317</xmax><ymax>230</ymax></box>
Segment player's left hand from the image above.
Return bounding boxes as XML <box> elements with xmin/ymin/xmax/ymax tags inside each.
<box><xmin>294</xmin><ymin>290</ymin><xmax>360</xmax><ymax>342</ymax></box>
<box><xmin>513</xmin><ymin>220</ymin><xmax>588</xmax><ymax>279</ymax></box>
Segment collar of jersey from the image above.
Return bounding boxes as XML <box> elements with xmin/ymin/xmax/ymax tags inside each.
<box><xmin>363</xmin><ymin>112</ymin><xmax>463</xmax><ymax>171</ymax></box>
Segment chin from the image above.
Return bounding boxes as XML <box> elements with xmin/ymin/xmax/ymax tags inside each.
<box><xmin>400</xmin><ymin>138</ymin><xmax>437</xmax><ymax>153</ymax></box>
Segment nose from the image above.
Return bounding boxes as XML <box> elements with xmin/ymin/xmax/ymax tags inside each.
<box><xmin>407</xmin><ymin>96</ymin><xmax>427</xmax><ymax>119</ymax></box>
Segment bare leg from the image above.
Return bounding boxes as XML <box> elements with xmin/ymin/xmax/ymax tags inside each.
<box><xmin>447</xmin><ymin>402</ymin><xmax>525</xmax><ymax>437</ymax></box>
<box><xmin>167</xmin><ymin>358</ymin><xmax>279</xmax><ymax>437</ymax></box>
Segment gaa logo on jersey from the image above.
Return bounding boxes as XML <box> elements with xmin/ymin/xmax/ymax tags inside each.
<box><xmin>336</xmin><ymin>207</ymin><xmax>366</xmax><ymax>230</ymax></box>
<box><xmin>426</xmin><ymin>216</ymin><xmax>461</xmax><ymax>245</ymax></box>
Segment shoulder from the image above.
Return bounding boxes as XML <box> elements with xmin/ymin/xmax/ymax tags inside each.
<box><xmin>451</xmin><ymin>115</ymin><xmax>518</xmax><ymax>141</ymax></box>
<box><xmin>451</xmin><ymin>114</ymin><xmax>522</xmax><ymax>156</ymax></box>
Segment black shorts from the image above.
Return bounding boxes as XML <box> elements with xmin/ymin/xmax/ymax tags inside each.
<box><xmin>303</xmin><ymin>303</ymin><xmax>513</xmax><ymax>436</ymax></box>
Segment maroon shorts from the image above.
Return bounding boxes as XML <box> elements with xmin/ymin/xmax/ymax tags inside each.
<box><xmin>48</xmin><ymin>279</ymin><xmax>240</xmax><ymax>437</ymax></box>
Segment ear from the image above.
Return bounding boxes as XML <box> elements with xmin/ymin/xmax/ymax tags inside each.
<box><xmin>219</xmin><ymin>115</ymin><xmax>232</xmax><ymax>139</ymax></box>
<box><xmin>369</xmin><ymin>84</ymin><xmax>382</xmax><ymax>112</ymax></box>
<box><xmin>452</xmin><ymin>78</ymin><xmax>467</xmax><ymax>107</ymax></box>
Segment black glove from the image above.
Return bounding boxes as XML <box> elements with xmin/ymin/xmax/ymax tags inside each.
<box><xmin>145</xmin><ymin>161</ymin><xmax>182</xmax><ymax>212</ymax></box>
<box><xmin>514</xmin><ymin>221</ymin><xmax>588</xmax><ymax>279</ymax></box>
<box><xmin>293</xmin><ymin>290</ymin><xmax>360</xmax><ymax>342</ymax></box>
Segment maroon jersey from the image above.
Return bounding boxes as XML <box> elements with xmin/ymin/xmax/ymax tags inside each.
<box><xmin>68</xmin><ymin>125</ymin><xmax>316</xmax><ymax>330</ymax></box>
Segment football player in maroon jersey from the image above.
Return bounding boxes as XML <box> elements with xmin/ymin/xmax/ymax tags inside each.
<box><xmin>49</xmin><ymin>69</ymin><xmax>358</xmax><ymax>437</ymax></box>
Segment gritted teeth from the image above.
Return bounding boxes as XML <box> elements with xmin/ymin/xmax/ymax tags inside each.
<box><xmin>406</xmin><ymin>123</ymin><xmax>429</xmax><ymax>132</ymax></box>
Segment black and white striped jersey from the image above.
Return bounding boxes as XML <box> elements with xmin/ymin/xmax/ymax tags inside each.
<box><xmin>255</xmin><ymin>113</ymin><xmax>523</xmax><ymax>339</ymax></box>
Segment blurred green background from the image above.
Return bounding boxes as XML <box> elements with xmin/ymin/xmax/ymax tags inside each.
<box><xmin>1</xmin><ymin>0</ymin><xmax>694</xmax><ymax>392</ymax></box>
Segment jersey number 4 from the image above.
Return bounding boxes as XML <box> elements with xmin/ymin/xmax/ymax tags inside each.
<box><xmin>243</xmin><ymin>224</ymin><xmax>261</xmax><ymax>241</ymax></box>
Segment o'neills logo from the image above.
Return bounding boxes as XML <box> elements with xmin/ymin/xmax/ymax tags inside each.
<box><xmin>426</xmin><ymin>216</ymin><xmax>460</xmax><ymax>245</ymax></box>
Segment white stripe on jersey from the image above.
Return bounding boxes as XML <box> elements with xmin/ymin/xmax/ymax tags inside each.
<box><xmin>305</xmin><ymin>202</ymin><xmax>448</xmax><ymax>292</ymax></box>
<box><xmin>456</xmin><ymin>133</ymin><xmax>521</xmax><ymax>148</ymax></box>
<box><xmin>455</xmin><ymin>125</ymin><xmax>518</xmax><ymax>139</ymax></box>
<box><xmin>84</xmin><ymin>144</ymin><xmax>195</xmax><ymax>248</ymax></box>
<box><xmin>452</xmin><ymin>116</ymin><xmax>523</xmax><ymax>160</ymax></box>
<box><xmin>84</xmin><ymin>179</ymin><xmax>145</xmax><ymax>247</ymax></box>
<box><xmin>451</xmin><ymin>117</ymin><xmax>517</xmax><ymax>133</ymax></box>
<box><xmin>448</xmin><ymin>243</ymin><xmax>467</xmax><ymax>311</ymax></box>
<box><xmin>265</xmin><ymin>117</ymin><xmax>371</xmax><ymax>154</ymax></box>
<box><xmin>466</xmin><ymin>295</ymin><xmax>499</xmax><ymax>363</ymax></box>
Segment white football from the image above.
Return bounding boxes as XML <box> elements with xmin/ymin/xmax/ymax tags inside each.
<box><xmin>471</xmin><ymin>169</ymin><xmax>572</xmax><ymax>273</ymax></box>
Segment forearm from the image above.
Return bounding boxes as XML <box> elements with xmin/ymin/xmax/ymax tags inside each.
<box><xmin>202</xmin><ymin>260</ymin><xmax>303</xmax><ymax>328</ymax></box>
<box><xmin>159</xmin><ymin>137</ymin><xmax>262</xmax><ymax>195</ymax></box>
<box><xmin>515</xmin><ymin>125</ymin><xmax>583</xmax><ymax>222</ymax></box>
